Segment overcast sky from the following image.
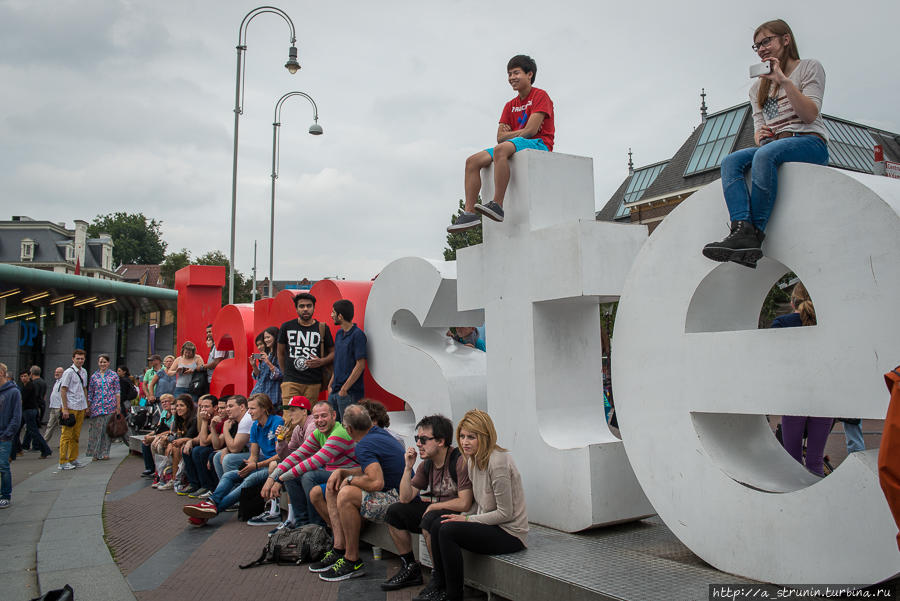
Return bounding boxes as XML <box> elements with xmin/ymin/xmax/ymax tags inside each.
<box><xmin>2</xmin><ymin>0</ymin><xmax>898</xmax><ymax>282</ymax></box>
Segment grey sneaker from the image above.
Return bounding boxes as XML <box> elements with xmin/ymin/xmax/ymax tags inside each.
<box><xmin>447</xmin><ymin>211</ymin><xmax>481</xmax><ymax>233</ymax></box>
<box><xmin>248</xmin><ymin>512</ymin><xmax>282</xmax><ymax>526</ymax></box>
<box><xmin>198</xmin><ymin>490</ymin><xmax>213</xmax><ymax>500</ymax></box>
<box><xmin>189</xmin><ymin>488</ymin><xmax>209</xmax><ymax>499</ymax></box>
<box><xmin>0</xmin><ymin>499</ymin><xmax>10</xmax><ymax>508</ymax></box>
<box><xmin>268</xmin><ymin>520</ymin><xmax>295</xmax><ymax>536</ymax></box>
<box><xmin>72</xmin><ymin>459</ymin><xmax>88</xmax><ymax>469</ymax></box>
<box><xmin>475</xmin><ymin>201</ymin><xmax>504</xmax><ymax>222</ymax></box>
<box><xmin>60</xmin><ymin>462</ymin><xmax>76</xmax><ymax>471</ymax></box>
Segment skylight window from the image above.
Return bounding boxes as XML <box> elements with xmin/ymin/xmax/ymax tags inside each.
<box><xmin>824</xmin><ymin>118</ymin><xmax>877</xmax><ymax>173</ymax></box>
<box><xmin>614</xmin><ymin>162</ymin><xmax>668</xmax><ymax>218</ymax></box>
<box><xmin>684</xmin><ymin>106</ymin><xmax>749</xmax><ymax>176</ymax></box>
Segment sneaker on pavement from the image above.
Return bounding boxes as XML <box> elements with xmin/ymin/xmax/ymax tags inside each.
<box><xmin>381</xmin><ymin>560</ymin><xmax>423</xmax><ymax>590</ymax></box>
<box><xmin>0</xmin><ymin>499</ymin><xmax>10</xmax><ymax>508</ymax></box>
<box><xmin>182</xmin><ymin>501</ymin><xmax>218</xmax><ymax>519</ymax></box>
<box><xmin>140</xmin><ymin>469</ymin><xmax>154</xmax><ymax>478</ymax></box>
<box><xmin>187</xmin><ymin>516</ymin><xmax>208</xmax><ymax>528</ymax></box>
<box><xmin>223</xmin><ymin>502</ymin><xmax>239</xmax><ymax>512</ymax></box>
<box><xmin>474</xmin><ymin>201</ymin><xmax>504</xmax><ymax>222</ymax></box>
<box><xmin>189</xmin><ymin>488</ymin><xmax>209</xmax><ymax>499</ymax></box>
<box><xmin>309</xmin><ymin>549</ymin><xmax>343</xmax><ymax>573</ymax></box>
<box><xmin>248</xmin><ymin>512</ymin><xmax>283</xmax><ymax>526</ymax></box>
<box><xmin>157</xmin><ymin>480</ymin><xmax>175</xmax><ymax>491</ymax></box>
<box><xmin>72</xmin><ymin>459</ymin><xmax>88</xmax><ymax>468</ymax></box>
<box><xmin>60</xmin><ymin>462</ymin><xmax>76</xmax><ymax>471</ymax></box>
<box><xmin>176</xmin><ymin>484</ymin><xmax>198</xmax><ymax>496</ymax></box>
<box><xmin>412</xmin><ymin>579</ymin><xmax>444</xmax><ymax>601</ymax></box>
<box><xmin>446</xmin><ymin>211</ymin><xmax>481</xmax><ymax>233</ymax></box>
<box><xmin>319</xmin><ymin>557</ymin><xmax>366</xmax><ymax>582</ymax></box>
<box><xmin>267</xmin><ymin>520</ymin><xmax>295</xmax><ymax>537</ymax></box>
<box><xmin>198</xmin><ymin>490</ymin><xmax>213</xmax><ymax>500</ymax></box>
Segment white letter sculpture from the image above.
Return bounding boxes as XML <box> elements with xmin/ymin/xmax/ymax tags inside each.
<box><xmin>366</xmin><ymin>257</ymin><xmax>487</xmax><ymax>431</ymax></box>
<box><xmin>457</xmin><ymin>150</ymin><xmax>654</xmax><ymax>531</ymax></box>
<box><xmin>614</xmin><ymin>163</ymin><xmax>900</xmax><ymax>583</ymax></box>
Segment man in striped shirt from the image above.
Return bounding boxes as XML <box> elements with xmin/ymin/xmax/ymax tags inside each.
<box><xmin>261</xmin><ymin>400</ymin><xmax>356</xmax><ymax>528</ymax></box>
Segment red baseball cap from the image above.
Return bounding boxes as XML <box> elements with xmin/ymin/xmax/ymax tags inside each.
<box><xmin>284</xmin><ymin>395</ymin><xmax>311</xmax><ymax>411</ymax></box>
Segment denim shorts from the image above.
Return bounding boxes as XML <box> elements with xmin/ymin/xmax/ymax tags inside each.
<box><xmin>486</xmin><ymin>136</ymin><xmax>548</xmax><ymax>157</ymax></box>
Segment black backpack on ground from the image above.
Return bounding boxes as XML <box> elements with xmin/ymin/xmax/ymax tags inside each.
<box><xmin>239</xmin><ymin>524</ymin><xmax>332</xmax><ymax>568</ymax></box>
<box><xmin>237</xmin><ymin>481</ymin><xmax>266</xmax><ymax>521</ymax></box>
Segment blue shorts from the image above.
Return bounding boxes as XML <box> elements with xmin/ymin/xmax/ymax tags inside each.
<box><xmin>486</xmin><ymin>137</ymin><xmax>548</xmax><ymax>158</ymax></box>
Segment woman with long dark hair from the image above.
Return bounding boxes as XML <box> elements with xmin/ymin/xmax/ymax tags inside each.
<box><xmin>703</xmin><ymin>19</ymin><xmax>828</xmax><ymax>269</ymax></box>
<box><xmin>251</xmin><ymin>326</ymin><xmax>283</xmax><ymax>405</ymax></box>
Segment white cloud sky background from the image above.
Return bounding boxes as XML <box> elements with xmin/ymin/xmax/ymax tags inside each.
<box><xmin>1</xmin><ymin>0</ymin><xmax>898</xmax><ymax>282</ymax></box>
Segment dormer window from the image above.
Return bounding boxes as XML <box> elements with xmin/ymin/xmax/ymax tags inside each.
<box><xmin>65</xmin><ymin>244</ymin><xmax>75</xmax><ymax>262</ymax></box>
<box><xmin>20</xmin><ymin>238</ymin><xmax>34</xmax><ymax>261</ymax></box>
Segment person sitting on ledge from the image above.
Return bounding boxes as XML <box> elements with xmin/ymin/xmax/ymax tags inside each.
<box><xmin>702</xmin><ymin>19</ymin><xmax>828</xmax><ymax>269</ymax></box>
<box><xmin>381</xmin><ymin>414</ymin><xmax>473</xmax><ymax>592</ymax></box>
<box><xmin>140</xmin><ymin>394</ymin><xmax>174</xmax><ymax>479</ymax></box>
<box><xmin>259</xmin><ymin>400</ymin><xmax>356</xmax><ymax>533</ymax></box>
<box><xmin>182</xmin><ymin>393</ymin><xmax>283</xmax><ymax>523</ymax></box>
<box><xmin>309</xmin><ymin>404</ymin><xmax>405</xmax><ymax>582</ymax></box>
<box><xmin>447</xmin><ymin>54</ymin><xmax>554</xmax><ymax>233</ymax></box>
<box><xmin>414</xmin><ymin>409</ymin><xmax>528</xmax><ymax>601</ymax></box>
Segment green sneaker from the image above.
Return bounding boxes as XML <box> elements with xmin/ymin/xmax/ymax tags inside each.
<box><xmin>308</xmin><ymin>549</ymin><xmax>342</xmax><ymax>573</ymax></box>
<box><xmin>319</xmin><ymin>557</ymin><xmax>366</xmax><ymax>582</ymax></box>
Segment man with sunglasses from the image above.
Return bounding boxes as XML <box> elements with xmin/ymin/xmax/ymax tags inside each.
<box><xmin>381</xmin><ymin>414</ymin><xmax>473</xmax><ymax>592</ymax></box>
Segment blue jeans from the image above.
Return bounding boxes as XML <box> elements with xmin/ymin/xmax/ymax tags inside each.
<box><xmin>721</xmin><ymin>135</ymin><xmax>828</xmax><ymax>232</ymax></box>
<box><xmin>213</xmin><ymin>450</ymin><xmax>249</xmax><ymax>480</ymax></box>
<box><xmin>843</xmin><ymin>420</ymin><xmax>865</xmax><ymax>453</ymax></box>
<box><xmin>184</xmin><ymin>445</ymin><xmax>217</xmax><ymax>490</ymax></box>
<box><xmin>0</xmin><ymin>439</ymin><xmax>11</xmax><ymax>500</ymax></box>
<box><xmin>284</xmin><ymin>468</ymin><xmax>330</xmax><ymax>526</ymax></box>
<box><xmin>328</xmin><ymin>391</ymin><xmax>363</xmax><ymax>423</ymax></box>
<box><xmin>211</xmin><ymin>466</ymin><xmax>269</xmax><ymax>511</ymax></box>
<box><xmin>23</xmin><ymin>409</ymin><xmax>51</xmax><ymax>456</ymax></box>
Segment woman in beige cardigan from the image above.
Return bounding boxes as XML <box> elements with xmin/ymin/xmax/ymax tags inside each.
<box><xmin>415</xmin><ymin>409</ymin><xmax>528</xmax><ymax>601</ymax></box>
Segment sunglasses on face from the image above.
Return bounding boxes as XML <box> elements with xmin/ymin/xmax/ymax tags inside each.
<box><xmin>414</xmin><ymin>435</ymin><xmax>434</xmax><ymax>444</ymax></box>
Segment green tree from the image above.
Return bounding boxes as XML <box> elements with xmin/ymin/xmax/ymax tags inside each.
<box><xmin>159</xmin><ymin>249</ymin><xmax>191</xmax><ymax>287</ymax></box>
<box><xmin>759</xmin><ymin>272</ymin><xmax>795</xmax><ymax>327</ymax></box>
<box><xmin>194</xmin><ymin>250</ymin><xmax>253</xmax><ymax>305</ymax></box>
<box><xmin>87</xmin><ymin>212</ymin><xmax>167</xmax><ymax>266</ymax></box>
<box><xmin>444</xmin><ymin>198</ymin><xmax>483</xmax><ymax>261</ymax></box>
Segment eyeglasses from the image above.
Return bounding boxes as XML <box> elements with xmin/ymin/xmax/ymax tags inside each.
<box><xmin>751</xmin><ymin>35</ymin><xmax>780</xmax><ymax>52</ymax></box>
<box><xmin>414</xmin><ymin>435</ymin><xmax>434</xmax><ymax>444</ymax></box>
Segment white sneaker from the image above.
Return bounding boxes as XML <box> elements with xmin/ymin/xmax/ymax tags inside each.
<box><xmin>72</xmin><ymin>459</ymin><xmax>88</xmax><ymax>469</ymax></box>
<box><xmin>0</xmin><ymin>499</ymin><xmax>10</xmax><ymax>508</ymax></box>
<box><xmin>157</xmin><ymin>480</ymin><xmax>175</xmax><ymax>491</ymax></box>
<box><xmin>198</xmin><ymin>490</ymin><xmax>213</xmax><ymax>500</ymax></box>
<box><xmin>60</xmin><ymin>462</ymin><xmax>76</xmax><ymax>471</ymax></box>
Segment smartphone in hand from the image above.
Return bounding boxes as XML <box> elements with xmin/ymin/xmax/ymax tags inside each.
<box><xmin>749</xmin><ymin>60</ymin><xmax>771</xmax><ymax>78</ymax></box>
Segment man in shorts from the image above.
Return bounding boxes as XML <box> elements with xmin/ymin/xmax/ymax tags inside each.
<box><xmin>448</xmin><ymin>54</ymin><xmax>554</xmax><ymax>232</ymax></box>
<box><xmin>309</xmin><ymin>404</ymin><xmax>404</xmax><ymax>582</ymax></box>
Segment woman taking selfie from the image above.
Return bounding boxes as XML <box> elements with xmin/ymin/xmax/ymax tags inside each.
<box><xmin>703</xmin><ymin>19</ymin><xmax>828</xmax><ymax>269</ymax></box>
<box><xmin>416</xmin><ymin>409</ymin><xmax>527</xmax><ymax>601</ymax></box>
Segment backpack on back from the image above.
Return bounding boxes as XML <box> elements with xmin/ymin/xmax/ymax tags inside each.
<box><xmin>239</xmin><ymin>524</ymin><xmax>332</xmax><ymax>568</ymax></box>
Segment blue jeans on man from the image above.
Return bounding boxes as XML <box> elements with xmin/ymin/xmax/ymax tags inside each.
<box><xmin>284</xmin><ymin>468</ymin><xmax>330</xmax><ymax>526</ymax></box>
<box><xmin>328</xmin><ymin>391</ymin><xmax>363</xmax><ymax>423</ymax></box>
<box><xmin>211</xmin><ymin>466</ymin><xmax>269</xmax><ymax>511</ymax></box>
<box><xmin>22</xmin><ymin>409</ymin><xmax>51</xmax><ymax>457</ymax></box>
<box><xmin>721</xmin><ymin>135</ymin><xmax>828</xmax><ymax>232</ymax></box>
<box><xmin>213</xmin><ymin>450</ymin><xmax>249</xmax><ymax>479</ymax></box>
<box><xmin>843</xmin><ymin>420</ymin><xmax>865</xmax><ymax>453</ymax></box>
<box><xmin>184</xmin><ymin>445</ymin><xmax>217</xmax><ymax>490</ymax></box>
<box><xmin>0</xmin><ymin>440</ymin><xmax>12</xmax><ymax>501</ymax></box>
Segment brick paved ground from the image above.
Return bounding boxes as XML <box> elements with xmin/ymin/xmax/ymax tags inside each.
<box><xmin>104</xmin><ymin>455</ymin><xmax>488</xmax><ymax>601</ymax></box>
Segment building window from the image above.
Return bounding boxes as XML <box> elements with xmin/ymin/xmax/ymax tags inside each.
<box><xmin>615</xmin><ymin>161</ymin><xmax>669</xmax><ymax>219</ymax></box>
<box><xmin>65</xmin><ymin>244</ymin><xmax>75</xmax><ymax>262</ymax></box>
<box><xmin>684</xmin><ymin>105</ymin><xmax>749</xmax><ymax>176</ymax></box>
<box><xmin>20</xmin><ymin>239</ymin><xmax>34</xmax><ymax>261</ymax></box>
<box><xmin>824</xmin><ymin>118</ymin><xmax>878</xmax><ymax>173</ymax></box>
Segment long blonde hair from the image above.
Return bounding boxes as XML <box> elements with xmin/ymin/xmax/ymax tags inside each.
<box><xmin>791</xmin><ymin>281</ymin><xmax>816</xmax><ymax>326</ymax></box>
<box><xmin>755</xmin><ymin>19</ymin><xmax>801</xmax><ymax>109</ymax></box>
<box><xmin>456</xmin><ymin>409</ymin><xmax>504</xmax><ymax>471</ymax></box>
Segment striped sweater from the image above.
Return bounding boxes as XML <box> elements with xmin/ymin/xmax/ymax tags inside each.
<box><xmin>271</xmin><ymin>422</ymin><xmax>357</xmax><ymax>482</ymax></box>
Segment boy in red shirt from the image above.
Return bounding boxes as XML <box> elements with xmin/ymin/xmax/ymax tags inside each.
<box><xmin>448</xmin><ymin>54</ymin><xmax>554</xmax><ymax>232</ymax></box>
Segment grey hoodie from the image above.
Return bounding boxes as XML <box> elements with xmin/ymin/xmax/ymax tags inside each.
<box><xmin>0</xmin><ymin>379</ymin><xmax>23</xmax><ymax>441</ymax></box>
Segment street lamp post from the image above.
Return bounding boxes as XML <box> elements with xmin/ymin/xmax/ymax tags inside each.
<box><xmin>269</xmin><ymin>91</ymin><xmax>322</xmax><ymax>297</ymax></box>
<box><xmin>229</xmin><ymin>5</ymin><xmax>301</xmax><ymax>305</ymax></box>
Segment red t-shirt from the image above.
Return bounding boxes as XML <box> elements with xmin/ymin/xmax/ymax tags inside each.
<box><xmin>499</xmin><ymin>87</ymin><xmax>554</xmax><ymax>151</ymax></box>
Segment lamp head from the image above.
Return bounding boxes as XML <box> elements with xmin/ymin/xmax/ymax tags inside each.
<box><xmin>308</xmin><ymin>122</ymin><xmax>323</xmax><ymax>135</ymax></box>
<box><xmin>285</xmin><ymin>46</ymin><xmax>300</xmax><ymax>74</ymax></box>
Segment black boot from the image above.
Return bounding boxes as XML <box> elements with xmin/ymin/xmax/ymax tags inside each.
<box><xmin>702</xmin><ymin>220</ymin><xmax>763</xmax><ymax>266</ymax></box>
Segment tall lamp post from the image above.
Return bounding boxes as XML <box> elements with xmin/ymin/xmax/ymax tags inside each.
<box><xmin>269</xmin><ymin>91</ymin><xmax>322</xmax><ymax>297</ymax></box>
<box><xmin>229</xmin><ymin>5</ymin><xmax>301</xmax><ymax>304</ymax></box>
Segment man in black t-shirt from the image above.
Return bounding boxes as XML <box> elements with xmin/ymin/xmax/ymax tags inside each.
<box><xmin>278</xmin><ymin>292</ymin><xmax>335</xmax><ymax>402</ymax></box>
